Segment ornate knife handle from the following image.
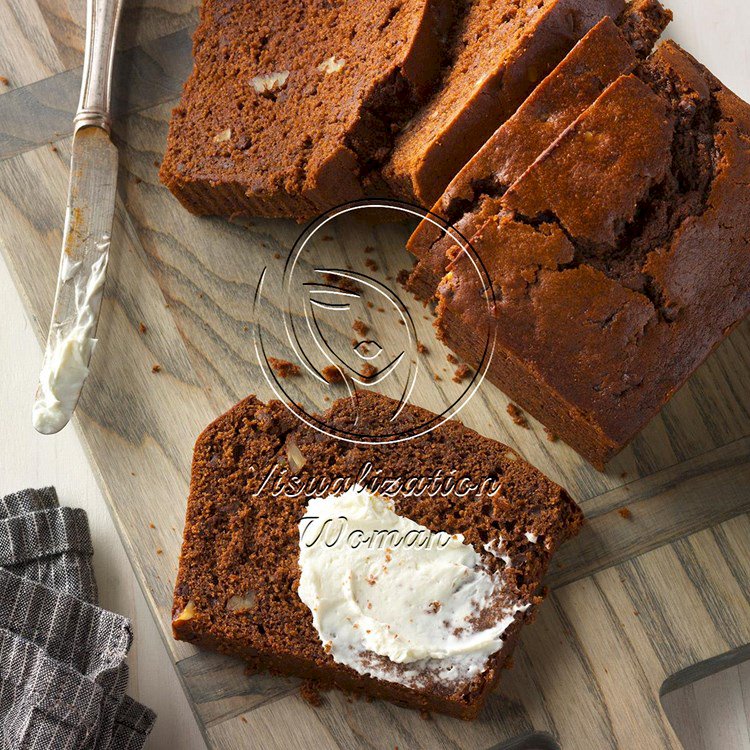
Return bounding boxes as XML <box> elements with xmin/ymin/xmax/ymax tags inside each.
<box><xmin>74</xmin><ymin>0</ymin><xmax>125</xmax><ymax>133</ymax></box>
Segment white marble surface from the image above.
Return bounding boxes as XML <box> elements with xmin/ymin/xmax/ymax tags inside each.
<box><xmin>0</xmin><ymin>1</ymin><xmax>749</xmax><ymax>746</ymax></box>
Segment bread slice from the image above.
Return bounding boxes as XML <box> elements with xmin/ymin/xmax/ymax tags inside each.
<box><xmin>431</xmin><ymin>41</ymin><xmax>750</xmax><ymax>468</ymax></box>
<box><xmin>407</xmin><ymin>0</ymin><xmax>672</xmax><ymax>300</ymax></box>
<box><xmin>159</xmin><ymin>0</ymin><xmax>452</xmax><ymax>220</ymax></box>
<box><xmin>382</xmin><ymin>0</ymin><xmax>626</xmax><ymax>208</ymax></box>
<box><xmin>172</xmin><ymin>392</ymin><xmax>582</xmax><ymax>718</ymax></box>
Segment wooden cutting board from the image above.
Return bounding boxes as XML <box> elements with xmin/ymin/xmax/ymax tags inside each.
<box><xmin>1</xmin><ymin>2</ymin><xmax>749</xmax><ymax>748</ymax></box>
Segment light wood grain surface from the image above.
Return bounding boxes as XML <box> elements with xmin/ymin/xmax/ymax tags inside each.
<box><xmin>0</xmin><ymin>0</ymin><xmax>749</xmax><ymax>748</ymax></box>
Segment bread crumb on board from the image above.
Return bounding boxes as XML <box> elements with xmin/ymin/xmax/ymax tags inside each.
<box><xmin>507</xmin><ymin>403</ymin><xmax>529</xmax><ymax>429</ymax></box>
<box><xmin>352</xmin><ymin>319</ymin><xmax>369</xmax><ymax>337</ymax></box>
<box><xmin>452</xmin><ymin>364</ymin><xmax>471</xmax><ymax>383</ymax></box>
<box><xmin>322</xmin><ymin>365</ymin><xmax>344</xmax><ymax>383</ymax></box>
<box><xmin>268</xmin><ymin>357</ymin><xmax>300</xmax><ymax>378</ymax></box>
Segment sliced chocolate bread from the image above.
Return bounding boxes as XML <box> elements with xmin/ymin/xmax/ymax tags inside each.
<box><xmin>431</xmin><ymin>41</ymin><xmax>750</xmax><ymax>468</ymax></box>
<box><xmin>160</xmin><ymin>0</ymin><xmax>452</xmax><ymax>220</ymax></box>
<box><xmin>382</xmin><ymin>0</ymin><xmax>626</xmax><ymax>208</ymax></box>
<box><xmin>407</xmin><ymin>0</ymin><xmax>672</xmax><ymax>300</ymax></box>
<box><xmin>172</xmin><ymin>392</ymin><xmax>582</xmax><ymax>718</ymax></box>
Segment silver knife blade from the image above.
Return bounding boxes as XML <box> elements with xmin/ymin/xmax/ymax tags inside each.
<box><xmin>32</xmin><ymin>126</ymin><xmax>118</xmax><ymax>434</ymax></box>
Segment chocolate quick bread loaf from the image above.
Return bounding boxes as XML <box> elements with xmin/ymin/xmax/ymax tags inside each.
<box><xmin>407</xmin><ymin>0</ymin><xmax>672</xmax><ymax>299</ymax></box>
<box><xmin>172</xmin><ymin>392</ymin><xmax>582</xmax><ymax>718</ymax></box>
<box><xmin>161</xmin><ymin>0</ymin><xmax>621</xmax><ymax>220</ymax></box>
<box><xmin>429</xmin><ymin>41</ymin><xmax>750</xmax><ymax>468</ymax></box>
<box><xmin>382</xmin><ymin>0</ymin><xmax>625</xmax><ymax>208</ymax></box>
<box><xmin>160</xmin><ymin>0</ymin><xmax>453</xmax><ymax>220</ymax></box>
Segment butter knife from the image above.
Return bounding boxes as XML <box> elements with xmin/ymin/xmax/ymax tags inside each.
<box><xmin>33</xmin><ymin>0</ymin><xmax>124</xmax><ymax>434</ymax></box>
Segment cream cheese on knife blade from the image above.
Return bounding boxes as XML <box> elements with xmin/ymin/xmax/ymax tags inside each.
<box><xmin>32</xmin><ymin>236</ymin><xmax>110</xmax><ymax>434</ymax></box>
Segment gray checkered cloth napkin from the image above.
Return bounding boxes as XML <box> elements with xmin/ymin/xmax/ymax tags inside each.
<box><xmin>0</xmin><ymin>488</ymin><xmax>156</xmax><ymax>750</ymax></box>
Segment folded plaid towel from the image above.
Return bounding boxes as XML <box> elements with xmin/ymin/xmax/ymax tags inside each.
<box><xmin>0</xmin><ymin>488</ymin><xmax>156</xmax><ymax>750</ymax></box>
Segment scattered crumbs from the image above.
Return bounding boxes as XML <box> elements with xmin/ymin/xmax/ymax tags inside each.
<box><xmin>243</xmin><ymin>325</ymin><xmax>248</xmax><ymax>331</ymax></box>
<box><xmin>268</xmin><ymin>357</ymin><xmax>300</xmax><ymax>378</ymax></box>
<box><xmin>416</xmin><ymin>341</ymin><xmax>428</xmax><ymax>354</ymax></box>
<box><xmin>300</xmin><ymin>680</ymin><xmax>323</xmax><ymax>707</ymax></box>
<box><xmin>366</xmin><ymin>301</ymin><xmax>374</xmax><ymax>309</ymax></box>
<box><xmin>274</xmin><ymin>252</ymin><xmax>281</xmax><ymax>259</ymax></box>
<box><xmin>198</xmin><ymin>292</ymin><xmax>204</xmax><ymax>299</ymax></box>
<box><xmin>149</xmin><ymin>522</ymin><xmax>155</xmax><ymax>529</ymax></box>
<box><xmin>364</xmin><ymin>245</ymin><xmax>374</xmax><ymax>253</ymax></box>
<box><xmin>434</xmin><ymin>374</ymin><xmax>441</xmax><ymax>381</ymax></box>
<box><xmin>360</xmin><ymin>362</ymin><xmax>377</xmax><ymax>379</ymax></box>
<box><xmin>428</xmin><ymin>601</ymin><xmax>441</xmax><ymax>613</ymax></box>
<box><xmin>323</xmin><ymin>395</ymin><xmax>330</xmax><ymax>402</ymax></box>
<box><xmin>156</xmin><ymin>548</ymin><xmax>163</xmax><ymax>555</ymax></box>
<box><xmin>153</xmin><ymin>159</ymin><xmax>160</xmax><ymax>168</ymax></box>
<box><xmin>0</xmin><ymin>76</ymin><xmax>9</xmax><ymax>86</ymax></box>
<box><xmin>419</xmin><ymin>708</ymin><xmax>432</xmax><ymax>721</ymax></box>
<box><xmin>134</xmin><ymin>176</ymin><xmax>142</xmax><ymax>184</ymax></box>
<box><xmin>543</xmin><ymin>426</ymin><xmax>558</xmax><ymax>442</ymax></box>
<box><xmin>130</xmin><ymin>472</ymin><xmax>136</xmax><ymax>477</ymax></box>
<box><xmin>321</xmin><ymin>234</ymin><xmax>333</xmax><ymax>242</ymax></box>
<box><xmin>423</xmin><ymin>315</ymin><xmax>430</xmax><ymax>320</ymax></box>
<box><xmin>321</xmin><ymin>365</ymin><xmax>344</xmax><ymax>383</ymax></box>
<box><xmin>151</xmin><ymin>364</ymin><xmax>162</xmax><ymax>373</ymax></box>
<box><xmin>452</xmin><ymin>364</ymin><xmax>471</xmax><ymax>384</ymax></box>
<box><xmin>377</xmin><ymin>306</ymin><xmax>385</xmax><ymax>313</ymax></box>
<box><xmin>506</xmin><ymin>403</ymin><xmax>529</xmax><ymax>429</ymax></box>
<box><xmin>620</xmin><ymin>471</ymin><xmax>628</xmax><ymax>479</ymax></box>
<box><xmin>139</xmin><ymin>322</ymin><xmax>147</xmax><ymax>334</ymax></box>
<box><xmin>617</xmin><ymin>507</ymin><xmax>632</xmax><ymax>520</ymax></box>
<box><xmin>240</xmin><ymin>716</ymin><xmax>248</xmax><ymax>724</ymax></box>
<box><xmin>365</xmin><ymin>258</ymin><xmax>379</xmax><ymax>272</ymax></box>
<box><xmin>447</xmin><ymin>353</ymin><xmax>459</xmax><ymax>365</ymax></box>
<box><xmin>633</xmin><ymin>609</ymin><xmax>640</xmax><ymax>617</ymax></box>
<box><xmin>352</xmin><ymin>318</ymin><xmax>369</xmax><ymax>337</ymax></box>
<box><xmin>346</xmin><ymin>263</ymin><xmax>353</xmax><ymax>270</ymax></box>
<box><xmin>322</xmin><ymin>272</ymin><xmax>358</xmax><ymax>292</ymax></box>
<box><xmin>397</xmin><ymin>319</ymin><xmax>405</xmax><ymax>326</ymax></box>
<box><xmin>49</xmin><ymin>144</ymin><xmax>58</xmax><ymax>153</ymax></box>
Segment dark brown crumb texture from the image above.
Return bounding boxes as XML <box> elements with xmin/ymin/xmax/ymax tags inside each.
<box><xmin>172</xmin><ymin>392</ymin><xmax>582</xmax><ymax>718</ymax></box>
<box><xmin>431</xmin><ymin>41</ymin><xmax>750</xmax><ymax>467</ymax></box>
<box><xmin>406</xmin><ymin>0</ymin><xmax>672</xmax><ymax>299</ymax></box>
<box><xmin>159</xmin><ymin>0</ymin><xmax>453</xmax><ymax>220</ymax></box>
<box><xmin>383</xmin><ymin>0</ymin><xmax>625</xmax><ymax>207</ymax></box>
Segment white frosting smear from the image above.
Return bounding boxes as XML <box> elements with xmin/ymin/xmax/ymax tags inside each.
<box><xmin>33</xmin><ymin>239</ymin><xmax>109</xmax><ymax>434</ymax></box>
<box><xmin>297</xmin><ymin>486</ymin><xmax>529</xmax><ymax>688</ymax></box>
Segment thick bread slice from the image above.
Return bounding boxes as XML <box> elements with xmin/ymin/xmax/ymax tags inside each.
<box><xmin>160</xmin><ymin>0</ymin><xmax>452</xmax><ymax>220</ymax></box>
<box><xmin>407</xmin><ymin>0</ymin><xmax>672</xmax><ymax>301</ymax></box>
<box><xmin>382</xmin><ymin>0</ymin><xmax>626</xmax><ymax>208</ymax></box>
